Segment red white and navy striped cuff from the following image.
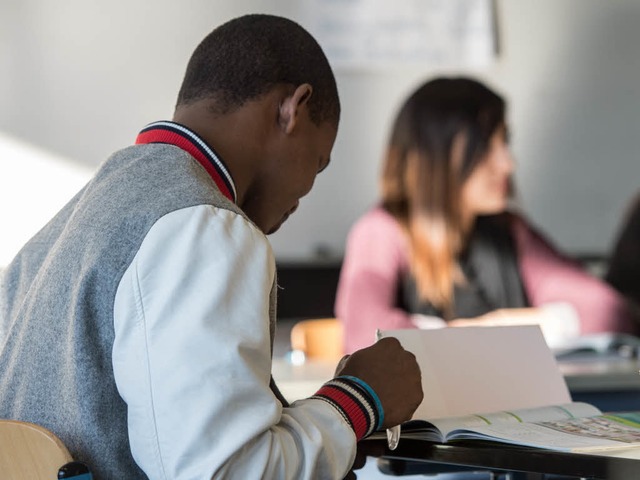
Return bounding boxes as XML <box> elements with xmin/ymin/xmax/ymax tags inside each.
<box><xmin>311</xmin><ymin>377</ymin><xmax>383</xmax><ymax>440</ymax></box>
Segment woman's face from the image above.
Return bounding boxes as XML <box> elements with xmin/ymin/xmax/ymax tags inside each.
<box><xmin>460</xmin><ymin>126</ymin><xmax>514</xmax><ymax>220</ymax></box>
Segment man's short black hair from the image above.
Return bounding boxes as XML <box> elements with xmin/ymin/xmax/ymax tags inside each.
<box><xmin>176</xmin><ymin>14</ymin><xmax>340</xmax><ymax>126</ymax></box>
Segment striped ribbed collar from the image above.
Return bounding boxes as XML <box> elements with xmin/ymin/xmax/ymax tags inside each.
<box><xmin>135</xmin><ymin>121</ymin><xmax>237</xmax><ymax>203</ymax></box>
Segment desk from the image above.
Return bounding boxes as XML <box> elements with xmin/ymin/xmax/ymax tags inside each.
<box><xmin>272</xmin><ymin>354</ymin><xmax>640</xmax><ymax>411</ymax></box>
<box><xmin>272</xmin><ymin>355</ymin><xmax>640</xmax><ymax>478</ymax></box>
<box><xmin>559</xmin><ymin>353</ymin><xmax>640</xmax><ymax>411</ymax></box>
<box><xmin>272</xmin><ymin>358</ymin><xmax>337</xmax><ymax>401</ymax></box>
<box><xmin>372</xmin><ymin>439</ymin><xmax>640</xmax><ymax>479</ymax></box>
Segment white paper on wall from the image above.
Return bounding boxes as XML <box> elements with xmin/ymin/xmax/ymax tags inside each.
<box><xmin>302</xmin><ymin>0</ymin><xmax>498</xmax><ymax>70</ymax></box>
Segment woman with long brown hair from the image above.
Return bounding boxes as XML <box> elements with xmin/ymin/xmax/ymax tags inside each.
<box><xmin>336</xmin><ymin>77</ymin><xmax>638</xmax><ymax>353</ymax></box>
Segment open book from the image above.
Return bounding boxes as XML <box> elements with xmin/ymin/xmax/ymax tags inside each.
<box><xmin>376</xmin><ymin>325</ymin><xmax>640</xmax><ymax>452</ymax></box>
<box><xmin>399</xmin><ymin>402</ymin><xmax>640</xmax><ymax>452</ymax></box>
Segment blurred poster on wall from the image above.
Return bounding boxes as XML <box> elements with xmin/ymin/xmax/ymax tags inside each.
<box><xmin>302</xmin><ymin>0</ymin><xmax>498</xmax><ymax>70</ymax></box>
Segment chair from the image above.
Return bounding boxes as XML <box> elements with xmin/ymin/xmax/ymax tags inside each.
<box><xmin>290</xmin><ymin>317</ymin><xmax>344</xmax><ymax>363</ymax></box>
<box><xmin>0</xmin><ymin>419</ymin><xmax>92</xmax><ymax>479</ymax></box>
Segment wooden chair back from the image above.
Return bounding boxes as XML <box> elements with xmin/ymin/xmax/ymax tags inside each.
<box><xmin>290</xmin><ymin>317</ymin><xmax>344</xmax><ymax>362</ymax></box>
<box><xmin>0</xmin><ymin>419</ymin><xmax>72</xmax><ymax>480</ymax></box>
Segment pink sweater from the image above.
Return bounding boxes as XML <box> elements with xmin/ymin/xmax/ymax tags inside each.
<box><xmin>335</xmin><ymin>208</ymin><xmax>637</xmax><ymax>353</ymax></box>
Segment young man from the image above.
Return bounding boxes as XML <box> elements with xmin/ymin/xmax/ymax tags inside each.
<box><xmin>0</xmin><ymin>14</ymin><xmax>422</xmax><ymax>478</ymax></box>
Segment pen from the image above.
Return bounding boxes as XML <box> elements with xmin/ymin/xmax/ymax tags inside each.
<box><xmin>387</xmin><ymin>424</ymin><xmax>401</xmax><ymax>450</ymax></box>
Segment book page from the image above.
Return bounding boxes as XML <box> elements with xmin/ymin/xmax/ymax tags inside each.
<box><xmin>540</xmin><ymin>412</ymin><xmax>640</xmax><ymax>445</ymax></box>
<box><xmin>380</xmin><ymin>326</ymin><xmax>571</xmax><ymax>420</ymax></box>
<box><xmin>450</xmin><ymin>414</ymin><xmax>640</xmax><ymax>452</ymax></box>
<box><xmin>421</xmin><ymin>402</ymin><xmax>601</xmax><ymax>438</ymax></box>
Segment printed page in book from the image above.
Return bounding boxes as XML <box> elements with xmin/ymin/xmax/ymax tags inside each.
<box><xmin>399</xmin><ymin>401</ymin><xmax>604</xmax><ymax>447</ymax></box>
<box><xmin>444</xmin><ymin>410</ymin><xmax>640</xmax><ymax>452</ymax></box>
<box><xmin>419</xmin><ymin>402</ymin><xmax>602</xmax><ymax>440</ymax></box>
<box><xmin>379</xmin><ymin>325</ymin><xmax>571</xmax><ymax>420</ymax></box>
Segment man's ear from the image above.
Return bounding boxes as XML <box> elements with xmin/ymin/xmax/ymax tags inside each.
<box><xmin>278</xmin><ymin>83</ymin><xmax>313</xmax><ymax>134</ymax></box>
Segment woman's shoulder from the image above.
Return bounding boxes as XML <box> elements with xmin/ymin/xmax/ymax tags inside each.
<box><xmin>503</xmin><ymin>211</ymin><xmax>553</xmax><ymax>244</ymax></box>
<box><xmin>347</xmin><ymin>207</ymin><xmax>407</xmax><ymax>248</ymax></box>
<box><xmin>352</xmin><ymin>206</ymin><xmax>402</xmax><ymax>232</ymax></box>
<box><xmin>344</xmin><ymin>206</ymin><xmax>410</xmax><ymax>269</ymax></box>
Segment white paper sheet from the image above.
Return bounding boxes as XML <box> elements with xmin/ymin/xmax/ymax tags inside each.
<box><xmin>302</xmin><ymin>0</ymin><xmax>497</xmax><ymax>69</ymax></box>
<box><xmin>379</xmin><ymin>325</ymin><xmax>571</xmax><ymax>420</ymax></box>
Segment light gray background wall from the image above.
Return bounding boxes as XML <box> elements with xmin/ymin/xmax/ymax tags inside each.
<box><xmin>1</xmin><ymin>0</ymin><xmax>638</xmax><ymax>261</ymax></box>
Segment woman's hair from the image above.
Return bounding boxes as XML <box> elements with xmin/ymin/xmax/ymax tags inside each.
<box><xmin>380</xmin><ymin>77</ymin><xmax>506</xmax><ymax>317</ymax></box>
<box><xmin>176</xmin><ymin>14</ymin><xmax>340</xmax><ymax>127</ymax></box>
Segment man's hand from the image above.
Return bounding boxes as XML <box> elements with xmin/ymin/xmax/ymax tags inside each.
<box><xmin>335</xmin><ymin>337</ymin><xmax>423</xmax><ymax>428</ymax></box>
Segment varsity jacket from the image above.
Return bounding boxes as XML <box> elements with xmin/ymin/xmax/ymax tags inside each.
<box><xmin>0</xmin><ymin>122</ymin><xmax>379</xmax><ymax>479</ymax></box>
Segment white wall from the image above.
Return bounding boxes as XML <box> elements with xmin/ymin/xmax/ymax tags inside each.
<box><xmin>1</xmin><ymin>0</ymin><xmax>638</xmax><ymax>263</ymax></box>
